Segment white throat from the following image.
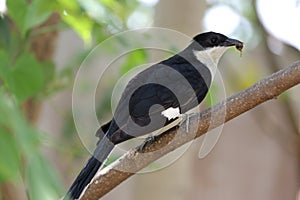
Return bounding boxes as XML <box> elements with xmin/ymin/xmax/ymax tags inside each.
<box><xmin>193</xmin><ymin>47</ymin><xmax>228</xmax><ymax>78</ymax></box>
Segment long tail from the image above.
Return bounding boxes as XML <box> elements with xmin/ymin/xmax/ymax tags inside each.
<box><xmin>64</xmin><ymin>136</ymin><xmax>115</xmax><ymax>200</ymax></box>
<box><xmin>64</xmin><ymin>156</ymin><xmax>102</xmax><ymax>199</ymax></box>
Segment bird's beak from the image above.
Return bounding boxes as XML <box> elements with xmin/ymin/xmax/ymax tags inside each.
<box><xmin>223</xmin><ymin>38</ymin><xmax>243</xmax><ymax>51</ymax></box>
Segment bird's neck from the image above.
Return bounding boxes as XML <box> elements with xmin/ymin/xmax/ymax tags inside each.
<box><xmin>193</xmin><ymin>46</ymin><xmax>228</xmax><ymax>78</ymax></box>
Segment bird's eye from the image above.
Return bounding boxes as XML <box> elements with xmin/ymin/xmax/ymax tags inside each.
<box><xmin>211</xmin><ymin>37</ymin><xmax>217</xmax><ymax>44</ymax></box>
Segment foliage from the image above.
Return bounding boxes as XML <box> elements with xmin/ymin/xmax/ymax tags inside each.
<box><xmin>0</xmin><ymin>90</ymin><xmax>63</xmax><ymax>199</ymax></box>
<box><xmin>0</xmin><ymin>0</ymin><xmax>148</xmax><ymax>199</ymax></box>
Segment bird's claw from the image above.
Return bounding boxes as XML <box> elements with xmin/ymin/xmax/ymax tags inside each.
<box><xmin>139</xmin><ymin>134</ymin><xmax>156</xmax><ymax>151</ymax></box>
<box><xmin>179</xmin><ymin>113</ymin><xmax>198</xmax><ymax>134</ymax></box>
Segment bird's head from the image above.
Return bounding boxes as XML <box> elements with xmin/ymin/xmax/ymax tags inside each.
<box><xmin>191</xmin><ymin>31</ymin><xmax>243</xmax><ymax>65</ymax></box>
<box><xmin>193</xmin><ymin>32</ymin><xmax>243</xmax><ymax>50</ymax></box>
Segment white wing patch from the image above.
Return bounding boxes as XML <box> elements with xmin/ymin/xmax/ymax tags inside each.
<box><xmin>161</xmin><ymin>107</ymin><xmax>180</xmax><ymax>120</ymax></box>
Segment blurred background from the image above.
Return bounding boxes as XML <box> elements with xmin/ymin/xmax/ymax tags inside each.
<box><xmin>0</xmin><ymin>0</ymin><xmax>299</xmax><ymax>199</ymax></box>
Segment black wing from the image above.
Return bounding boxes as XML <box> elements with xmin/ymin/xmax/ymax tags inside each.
<box><xmin>108</xmin><ymin>54</ymin><xmax>211</xmax><ymax>139</ymax></box>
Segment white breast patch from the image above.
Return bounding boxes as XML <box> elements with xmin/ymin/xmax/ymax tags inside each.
<box><xmin>193</xmin><ymin>46</ymin><xmax>228</xmax><ymax>78</ymax></box>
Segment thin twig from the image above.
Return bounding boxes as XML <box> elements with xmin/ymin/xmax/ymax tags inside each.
<box><xmin>81</xmin><ymin>61</ymin><xmax>300</xmax><ymax>200</ymax></box>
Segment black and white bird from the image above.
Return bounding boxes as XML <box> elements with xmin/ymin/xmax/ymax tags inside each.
<box><xmin>64</xmin><ymin>31</ymin><xmax>243</xmax><ymax>199</ymax></box>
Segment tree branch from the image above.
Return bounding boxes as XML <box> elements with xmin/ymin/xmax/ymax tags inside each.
<box><xmin>80</xmin><ymin>61</ymin><xmax>300</xmax><ymax>200</ymax></box>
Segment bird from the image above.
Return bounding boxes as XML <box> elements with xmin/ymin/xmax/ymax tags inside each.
<box><xmin>64</xmin><ymin>31</ymin><xmax>243</xmax><ymax>199</ymax></box>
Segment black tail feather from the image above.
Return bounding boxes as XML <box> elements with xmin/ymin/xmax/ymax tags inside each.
<box><xmin>64</xmin><ymin>156</ymin><xmax>102</xmax><ymax>200</ymax></box>
<box><xmin>64</xmin><ymin>134</ymin><xmax>115</xmax><ymax>200</ymax></box>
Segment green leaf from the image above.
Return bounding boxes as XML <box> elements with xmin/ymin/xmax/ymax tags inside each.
<box><xmin>58</xmin><ymin>0</ymin><xmax>94</xmax><ymax>44</ymax></box>
<box><xmin>6</xmin><ymin>0</ymin><xmax>27</xmax><ymax>35</ymax></box>
<box><xmin>120</xmin><ymin>49</ymin><xmax>147</xmax><ymax>75</ymax></box>
<box><xmin>61</xmin><ymin>12</ymin><xmax>93</xmax><ymax>45</ymax></box>
<box><xmin>26</xmin><ymin>154</ymin><xmax>63</xmax><ymax>200</ymax></box>
<box><xmin>0</xmin><ymin>50</ymin><xmax>8</xmax><ymax>79</ymax></box>
<box><xmin>57</xmin><ymin>0</ymin><xmax>80</xmax><ymax>11</ymax></box>
<box><xmin>7</xmin><ymin>0</ymin><xmax>57</xmax><ymax>36</ymax></box>
<box><xmin>39</xmin><ymin>61</ymin><xmax>56</xmax><ymax>96</ymax></box>
<box><xmin>0</xmin><ymin>16</ymin><xmax>11</xmax><ymax>49</ymax></box>
<box><xmin>24</xmin><ymin>0</ymin><xmax>55</xmax><ymax>32</ymax></box>
<box><xmin>42</xmin><ymin>61</ymin><xmax>55</xmax><ymax>85</ymax></box>
<box><xmin>0</xmin><ymin>89</ymin><xmax>40</xmax><ymax>155</ymax></box>
<box><xmin>0</xmin><ymin>130</ymin><xmax>20</xmax><ymax>183</ymax></box>
<box><xmin>0</xmin><ymin>50</ymin><xmax>13</xmax><ymax>88</ymax></box>
<box><xmin>9</xmin><ymin>53</ymin><xmax>44</xmax><ymax>101</ymax></box>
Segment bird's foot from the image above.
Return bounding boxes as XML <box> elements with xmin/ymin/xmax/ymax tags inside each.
<box><xmin>179</xmin><ymin>113</ymin><xmax>198</xmax><ymax>134</ymax></box>
<box><xmin>139</xmin><ymin>134</ymin><xmax>156</xmax><ymax>151</ymax></box>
